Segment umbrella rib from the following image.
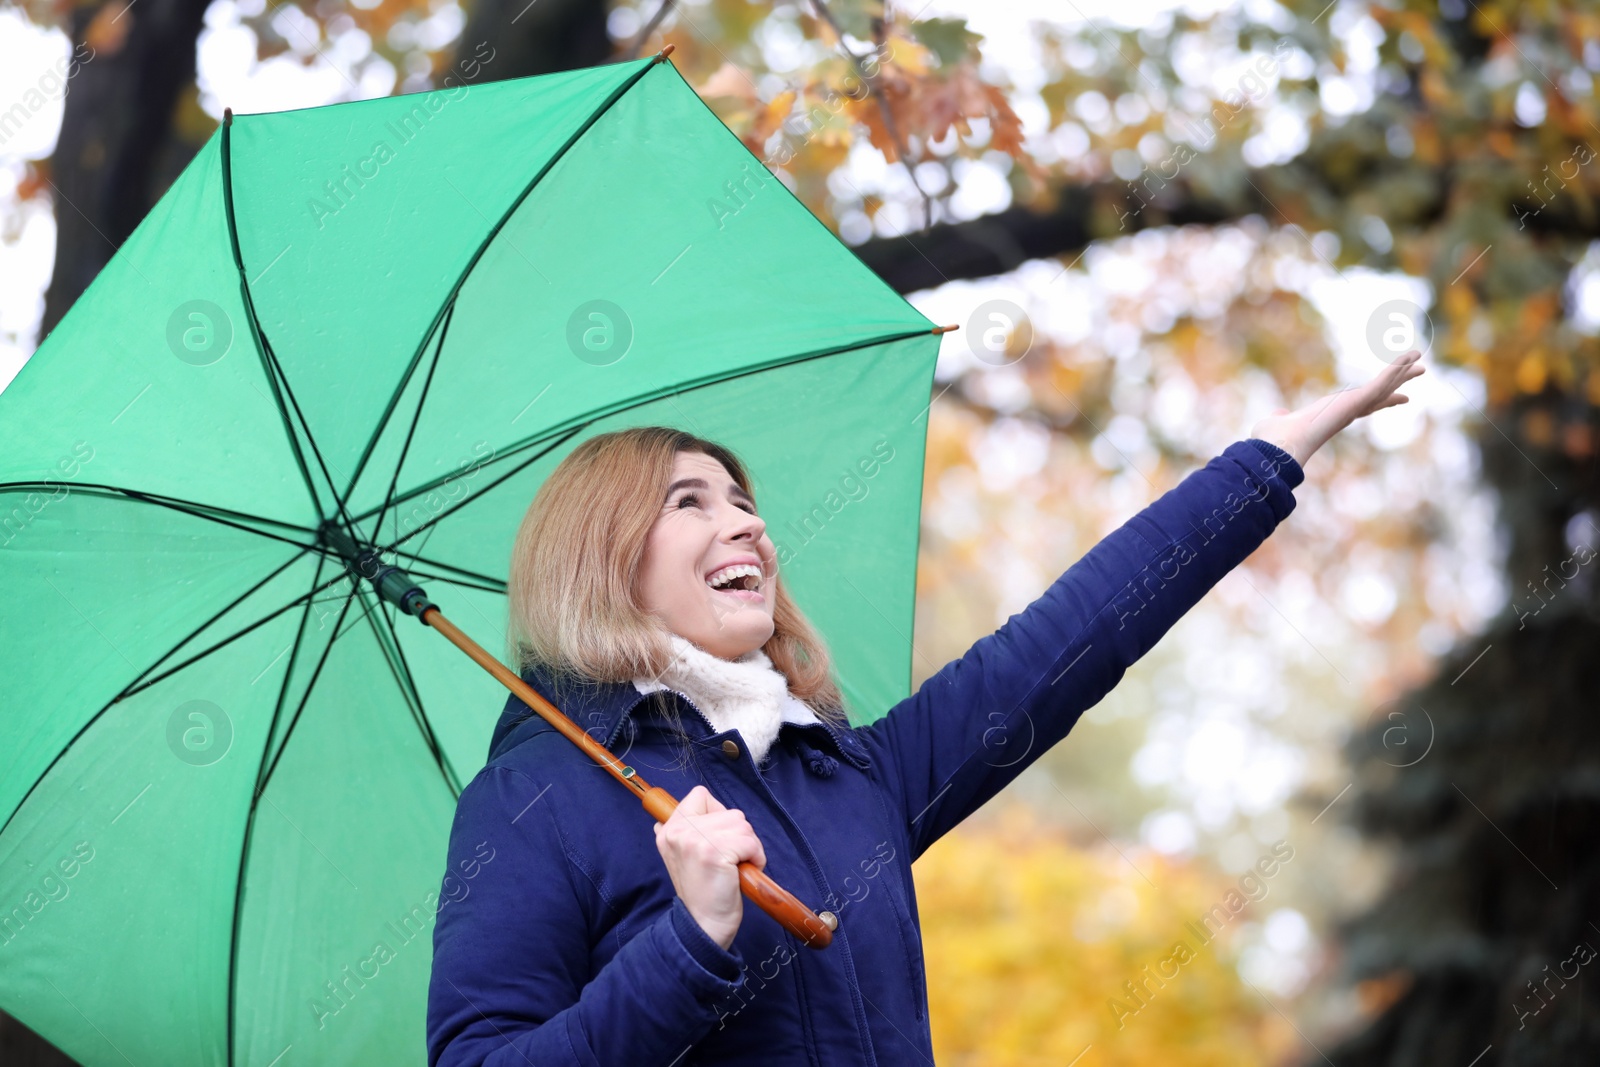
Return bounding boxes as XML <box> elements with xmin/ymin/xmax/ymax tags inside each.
<box><xmin>224</xmin><ymin>567</ymin><xmax>457</xmax><ymax>1064</ymax></box>
<box><xmin>251</xmin><ymin>570</ymin><xmax>401</xmax><ymax>802</ymax></box>
<box><xmin>252</xmin><ymin>582</ymin><xmax>363</xmax><ymax>800</ymax></box>
<box><xmin>374</xmin><ymin>423</ymin><xmax>591</xmax><ymax>557</ymax></box>
<box><xmin>0</xmin><ymin>481</ymin><xmax>317</xmax><ymax>548</ymax></box>
<box><xmin>227</xmin><ymin>551</ymin><xmax>327</xmax><ymax>1067</ymax></box>
<box><xmin>222</xmin><ymin>120</ymin><xmax>370</xmax><ymax>544</ymax></box>
<box><xmin>256</xmin><ymin>331</ymin><xmax>369</xmax><ymax>537</ymax></box>
<box><xmin>399</xmin><ymin>568</ymin><xmax>506</xmax><ymax>596</ymax></box>
<box><xmin>0</xmin><ymin>549</ymin><xmax>335</xmax><ymax>843</ymax></box>
<box><xmin>343</xmin><ymin>55</ymin><xmax>665</xmax><ymax>508</ymax></box>
<box><xmin>352</xmin><ymin>323</ymin><xmax>939</xmax><ymax>565</ymax></box>
<box><xmin>220</xmin><ymin>119</ymin><xmax>328</xmax><ymax>523</ymax></box>
<box><xmin>362</xmin><ymin>587</ymin><xmax>463</xmax><ymax>798</ymax></box>
<box><xmin>382</xmin><ymin>498</ymin><xmax>445</xmax><ymax>584</ymax></box>
<box><xmin>366</xmin><ymin>300</ymin><xmax>454</xmax><ymax>534</ymax></box>
<box><xmin>387</xmin><ymin>548</ymin><xmax>506</xmax><ymax>591</ymax></box>
<box><xmin>119</xmin><ymin>557</ymin><xmax>349</xmax><ymax>704</ymax></box>
<box><xmin>347</xmin><ymin>324</ymin><xmax>937</xmax><ymax>528</ymax></box>
<box><xmin>353</xmin><ymin>423</ymin><xmax>580</xmax><ymax>526</ymax></box>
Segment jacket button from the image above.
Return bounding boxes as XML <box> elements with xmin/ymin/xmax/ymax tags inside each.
<box><xmin>721</xmin><ymin>739</ymin><xmax>740</xmax><ymax>759</ymax></box>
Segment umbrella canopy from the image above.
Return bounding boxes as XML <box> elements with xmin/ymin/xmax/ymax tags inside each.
<box><xmin>0</xmin><ymin>53</ymin><xmax>941</xmax><ymax>1065</ymax></box>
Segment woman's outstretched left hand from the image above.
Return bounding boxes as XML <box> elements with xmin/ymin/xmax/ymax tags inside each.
<box><xmin>1250</xmin><ymin>350</ymin><xmax>1426</xmax><ymax>467</ymax></box>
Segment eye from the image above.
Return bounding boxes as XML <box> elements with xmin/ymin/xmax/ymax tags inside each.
<box><xmin>674</xmin><ymin>491</ymin><xmax>701</xmax><ymax>509</ymax></box>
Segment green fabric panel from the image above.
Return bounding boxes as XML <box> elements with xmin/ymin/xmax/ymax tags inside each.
<box><xmin>0</xmin><ymin>135</ymin><xmax>313</xmax><ymax>525</ymax></box>
<box><xmin>0</xmin><ymin>489</ymin><xmax>308</xmax><ymax>829</ymax></box>
<box><xmin>0</xmin><ymin>581</ymin><xmax>309</xmax><ymax>1066</ymax></box>
<box><xmin>234</xmin><ymin>601</ymin><xmax>455</xmax><ymax>1064</ymax></box>
<box><xmin>348</xmin><ymin>60</ymin><xmax>929</xmax><ymax>516</ymax></box>
<box><xmin>230</xmin><ymin>61</ymin><xmax>648</xmax><ymax>494</ymax></box>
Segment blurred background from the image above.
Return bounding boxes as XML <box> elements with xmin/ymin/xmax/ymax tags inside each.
<box><xmin>2</xmin><ymin>0</ymin><xmax>1596</xmax><ymax>1063</ymax></box>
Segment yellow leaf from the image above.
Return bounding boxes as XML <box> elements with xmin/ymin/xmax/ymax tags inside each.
<box><xmin>749</xmin><ymin>89</ymin><xmax>797</xmax><ymax>147</ymax></box>
<box><xmin>886</xmin><ymin>33</ymin><xmax>931</xmax><ymax>77</ymax></box>
<box><xmin>1516</xmin><ymin>352</ymin><xmax>1548</xmax><ymax>394</ymax></box>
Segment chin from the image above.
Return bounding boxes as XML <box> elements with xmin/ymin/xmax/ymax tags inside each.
<box><xmin>700</xmin><ymin>623</ymin><xmax>774</xmax><ymax>660</ymax></box>
<box><xmin>733</xmin><ymin>630</ymin><xmax>775</xmax><ymax>656</ymax></box>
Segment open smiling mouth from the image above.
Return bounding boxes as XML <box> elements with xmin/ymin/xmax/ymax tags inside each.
<box><xmin>706</xmin><ymin>564</ymin><xmax>765</xmax><ymax>603</ymax></box>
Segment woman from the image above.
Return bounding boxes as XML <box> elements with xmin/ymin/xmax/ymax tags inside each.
<box><xmin>426</xmin><ymin>352</ymin><xmax>1425</xmax><ymax>1066</ymax></box>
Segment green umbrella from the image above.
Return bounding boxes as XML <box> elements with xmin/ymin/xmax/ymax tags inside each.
<box><xmin>0</xmin><ymin>49</ymin><xmax>946</xmax><ymax>1065</ymax></box>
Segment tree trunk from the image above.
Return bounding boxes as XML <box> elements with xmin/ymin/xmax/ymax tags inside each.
<box><xmin>39</xmin><ymin>0</ymin><xmax>214</xmax><ymax>341</ymax></box>
<box><xmin>452</xmin><ymin>0</ymin><xmax>613</xmax><ymax>86</ymax></box>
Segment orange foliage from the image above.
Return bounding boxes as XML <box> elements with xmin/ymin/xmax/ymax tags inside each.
<box><xmin>914</xmin><ymin>805</ymin><xmax>1298</xmax><ymax>1067</ymax></box>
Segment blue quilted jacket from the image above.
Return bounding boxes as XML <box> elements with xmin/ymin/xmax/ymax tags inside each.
<box><xmin>426</xmin><ymin>438</ymin><xmax>1303</xmax><ymax>1066</ymax></box>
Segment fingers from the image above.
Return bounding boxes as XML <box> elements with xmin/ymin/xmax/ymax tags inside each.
<box><xmin>657</xmin><ymin>813</ymin><xmax>751</xmax><ymax>850</ymax></box>
<box><xmin>1375</xmin><ymin>352</ymin><xmax>1422</xmax><ymax>386</ymax></box>
<box><xmin>657</xmin><ymin>788</ymin><xmax>765</xmax><ymax>869</ymax></box>
<box><xmin>731</xmin><ymin>824</ymin><xmax>766</xmax><ymax>871</ymax></box>
<box><xmin>668</xmin><ymin>816</ymin><xmax>766</xmax><ymax>871</ymax></box>
<box><xmin>675</xmin><ymin>783</ymin><xmax>726</xmax><ymax>815</ymax></box>
<box><xmin>1362</xmin><ymin>353</ymin><xmax>1425</xmax><ymax>414</ymax></box>
<box><xmin>1388</xmin><ymin>352</ymin><xmax>1425</xmax><ymax>384</ymax></box>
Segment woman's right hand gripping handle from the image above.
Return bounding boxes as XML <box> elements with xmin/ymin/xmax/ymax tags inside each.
<box><xmin>654</xmin><ymin>784</ymin><xmax>767</xmax><ymax>951</ymax></box>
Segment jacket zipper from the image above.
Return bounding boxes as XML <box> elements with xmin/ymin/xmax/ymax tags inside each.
<box><xmin>666</xmin><ymin>688</ymin><xmax>869</xmax><ymax>1067</ymax></box>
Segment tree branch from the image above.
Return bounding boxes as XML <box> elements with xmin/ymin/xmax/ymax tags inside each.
<box><xmin>624</xmin><ymin>0</ymin><xmax>676</xmax><ymax>61</ymax></box>
<box><xmin>806</xmin><ymin>0</ymin><xmax>935</xmax><ymax>231</ymax></box>
<box><xmin>849</xmin><ymin>177</ymin><xmax>1267</xmax><ymax>293</ymax></box>
<box><xmin>847</xmin><ymin>160</ymin><xmax>1600</xmax><ymax>295</ymax></box>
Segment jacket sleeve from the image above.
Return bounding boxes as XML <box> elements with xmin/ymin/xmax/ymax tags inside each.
<box><xmin>427</xmin><ymin>762</ymin><xmax>749</xmax><ymax>1067</ymax></box>
<box><xmin>857</xmin><ymin>438</ymin><xmax>1304</xmax><ymax>860</ymax></box>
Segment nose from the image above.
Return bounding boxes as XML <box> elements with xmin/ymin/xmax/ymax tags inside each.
<box><xmin>722</xmin><ymin>503</ymin><xmax>766</xmax><ymax>545</ymax></box>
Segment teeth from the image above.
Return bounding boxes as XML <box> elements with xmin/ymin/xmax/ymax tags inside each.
<box><xmin>706</xmin><ymin>563</ymin><xmax>763</xmax><ymax>590</ymax></box>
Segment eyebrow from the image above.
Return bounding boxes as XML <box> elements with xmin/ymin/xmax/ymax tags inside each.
<box><xmin>665</xmin><ymin>477</ymin><xmax>755</xmax><ymax>508</ymax></box>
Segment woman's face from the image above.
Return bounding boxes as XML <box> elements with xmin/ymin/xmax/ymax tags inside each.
<box><xmin>636</xmin><ymin>450</ymin><xmax>778</xmax><ymax>661</ymax></box>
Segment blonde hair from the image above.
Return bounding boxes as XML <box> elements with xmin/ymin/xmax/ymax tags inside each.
<box><xmin>505</xmin><ymin>426</ymin><xmax>847</xmax><ymax>725</ymax></box>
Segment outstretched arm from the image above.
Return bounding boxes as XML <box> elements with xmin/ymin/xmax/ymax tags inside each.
<box><xmin>859</xmin><ymin>355</ymin><xmax>1425</xmax><ymax>859</ymax></box>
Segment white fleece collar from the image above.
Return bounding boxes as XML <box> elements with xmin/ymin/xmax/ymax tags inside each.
<box><xmin>631</xmin><ymin>632</ymin><xmax>818</xmax><ymax>764</ymax></box>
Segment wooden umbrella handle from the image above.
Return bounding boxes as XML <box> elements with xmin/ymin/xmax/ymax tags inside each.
<box><xmin>422</xmin><ymin>607</ymin><xmax>838</xmax><ymax>949</ymax></box>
